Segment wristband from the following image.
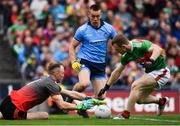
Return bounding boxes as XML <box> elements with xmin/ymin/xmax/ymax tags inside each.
<box><xmin>104</xmin><ymin>84</ymin><xmax>110</xmax><ymax>91</ymax></box>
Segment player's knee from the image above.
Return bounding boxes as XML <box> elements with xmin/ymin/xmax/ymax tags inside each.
<box><xmin>79</xmin><ymin>81</ymin><xmax>90</xmax><ymax>89</ymax></box>
<box><xmin>137</xmin><ymin>96</ymin><xmax>146</xmax><ymax>104</ymax></box>
<box><xmin>136</xmin><ymin>100</ymin><xmax>141</xmax><ymax>104</ymax></box>
<box><xmin>136</xmin><ymin>99</ymin><xmax>144</xmax><ymax>104</ymax></box>
<box><xmin>136</xmin><ymin>93</ymin><xmax>145</xmax><ymax>104</ymax></box>
<box><xmin>131</xmin><ymin>82</ymin><xmax>139</xmax><ymax>90</ymax></box>
<box><xmin>131</xmin><ymin>82</ymin><xmax>143</xmax><ymax>91</ymax></box>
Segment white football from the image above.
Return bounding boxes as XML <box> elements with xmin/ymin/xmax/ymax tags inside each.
<box><xmin>94</xmin><ymin>105</ymin><xmax>111</xmax><ymax>118</ymax></box>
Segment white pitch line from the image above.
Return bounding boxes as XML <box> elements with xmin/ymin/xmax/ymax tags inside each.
<box><xmin>132</xmin><ymin>117</ymin><xmax>180</xmax><ymax>123</ymax></box>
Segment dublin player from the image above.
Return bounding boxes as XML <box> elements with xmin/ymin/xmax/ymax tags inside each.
<box><xmin>98</xmin><ymin>34</ymin><xmax>170</xmax><ymax>119</ymax></box>
<box><xmin>69</xmin><ymin>4</ymin><xmax>117</xmax><ymax>118</ymax></box>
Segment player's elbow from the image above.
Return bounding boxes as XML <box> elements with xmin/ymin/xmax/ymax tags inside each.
<box><xmin>69</xmin><ymin>41</ymin><xmax>77</xmax><ymax>50</ymax></box>
<box><xmin>158</xmin><ymin>46</ymin><xmax>163</xmax><ymax>53</ymax></box>
<box><xmin>52</xmin><ymin>95</ymin><xmax>67</xmax><ymax>109</ymax></box>
<box><xmin>153</xmin><ymin>44</ymin><xmax>162</xmax><ymax>53</ymax></box>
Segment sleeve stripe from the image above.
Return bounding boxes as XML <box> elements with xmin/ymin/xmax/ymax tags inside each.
<box><xmin>74</xmin><ymin>37</ymin><xmax>81</xmax><ymax>42</ymax></box>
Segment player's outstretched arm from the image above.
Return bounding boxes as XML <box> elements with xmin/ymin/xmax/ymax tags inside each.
<box><xmin>107</xmin><ymin>63</ymin><xmax>125</xmax><ymax>87</ymax></box>
<box><xmin>60</xmin><ymin>88</ymin><xmax>87</xmax><ymax>100</ymax></box>
<box><xmin>51</xmin><ymin>94</ymin><xmax>101</xmax><ymax>110</ymax></box>
<box><xmin>98</xmin><ymin>63</ymin><xmax>125</xmax><ymax>97</ymax></box>
<box><xmin>52</xmin><ymin>94</ymin><xmax>78</xmax><ymax>110</ymax></box>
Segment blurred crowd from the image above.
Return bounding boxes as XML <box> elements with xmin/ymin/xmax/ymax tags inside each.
<box><xmin>0</xmin><ymin>0</ymin><xmax>179</xmax><ymax>90</ymax></box>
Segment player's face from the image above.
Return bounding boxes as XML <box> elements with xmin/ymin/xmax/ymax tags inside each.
<box><xmin>55</xmin><ymin>66</ymin><xmax>64</xmax><ymax>83</ymax></box>
<box><xmin>113</xmin><ymin>44</ymin><xmax>127</xmax><ymax>54</ymax></box>
<box><xmin>89</xmin><ymin>9</ymin><xmax>101</xmax><ymax>28</ymax></box>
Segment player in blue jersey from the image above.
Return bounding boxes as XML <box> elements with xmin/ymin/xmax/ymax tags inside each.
<box><xmin>69</xmin><ymin>4</ymin><xmax>117</xmax><ymax>118</ymax></box>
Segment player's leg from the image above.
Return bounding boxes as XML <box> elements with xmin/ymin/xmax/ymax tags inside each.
<box><xmin>114</xmin><ymin>74</ymin><xmax>157</xmax><ymax>119</ymax></box>
<box><xmin>27</xmin><ymin>112</ymin><xmax>48</xmax><ymax>120</ymax></box>
<box><xmin>136</xmin><ymin>78</ymin><xmax>169</xmax><ymax>115</ymax></box>
<box><xmin>66</xmin><ymin>67</ymin><xmax>90</xmax><ymax>103</ymax></box>
<box><xmin>115</xmin><ymin>68</ymin><xmax>170</xmax><ymax>119</ymax></box>
<box><xmin>92</xmin><ymin>78</ymin><xmax>106</xmax><ymax>99</ymax></box>
<box><xmin>127</xmin><ymin>74</ymin><xmax>157</xmax><ymax>110</ymax></box>
<box><xmin>73</xmin><ymin>68</ymin><xmax>91</xmax><ymax>92</ymax></box>
<box><xmin>147</xmin><ymin>67</ymin><xmax>170</xmax><ymax>115</ymax></box>
<box><xmin>137</xmin><ymin>93</ymin><xmax>169</xmax><ymax>115</ymax></box>
<box><xmin>73</xmin><ymin>67</ymin><xmax>91</xmax><ymax>118</ymax></box>
<box><xmin>90</xmin><ymin>61</ymin><xmax>106</xmax><ymax>99</ymax></box>
<box><xmin>137</xmin><ymin>95</ymin><xmax>159</xmax><ymax>104</ymax></box>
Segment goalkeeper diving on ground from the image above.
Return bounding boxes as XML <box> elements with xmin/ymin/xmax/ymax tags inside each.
<box><xmin>0</xmin><ymin>61</ymin><xmax>105</xmax><ymax>120</ymax></box>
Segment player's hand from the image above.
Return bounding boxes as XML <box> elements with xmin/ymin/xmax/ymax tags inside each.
<box><xmin>76</xmin><ymin>98</ymin><xmax>106</xmax><ymax>110</ymax></box>
<box><xmin>76</xmin><ymin>99</ymin><xmax>94</xmax><ymax>110</ymax></box>
<box><xmin>72</xmin><ymin>60</ymin><xmax>82</xmax><ymax>72</ymax></box>
<box><xmin>141</xmin><ymin>59</ymin><xmax>154</xmax><ymax>68</ymax></box>
<box><xmin>98</xmin><ymin>84</ymin><xmax>110</xmax><ymax>97</ymax></box>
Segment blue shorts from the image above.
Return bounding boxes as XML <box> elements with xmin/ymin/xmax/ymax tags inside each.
<box><xmin>80</xmin><ymin>59</ymin><xmax>106</xmax><ymax>80</ymax></box>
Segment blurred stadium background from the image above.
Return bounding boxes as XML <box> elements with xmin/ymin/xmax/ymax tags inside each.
<box><xmin>0</xmin><ymin>0</ymin><xmax>179</xmax><ymax>118</ymax></box>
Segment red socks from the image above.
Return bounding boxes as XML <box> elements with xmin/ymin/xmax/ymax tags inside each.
<box><xmin>121</xmin><ymin>110</ymin><xmax>130</xmax><ymax>119</ymax></box>
<box><xmin>159</xmin><ymin>97</ymin><xmax>166</xmax><ymax>106</ymax></box>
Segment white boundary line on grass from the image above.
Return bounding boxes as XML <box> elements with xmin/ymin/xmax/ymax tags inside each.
<box><xmin>132</xmin><ymin>117</ymin><xmax>180</xmax><ymax>123</ymax></box>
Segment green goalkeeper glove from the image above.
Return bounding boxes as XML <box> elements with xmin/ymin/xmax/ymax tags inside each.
<box><xmin>76</xmin><ymin>100</ymin><xmax>94</xmax><ymax>110</ymax></box>
<box><xmin>76</xmin><ymin>98</ymin><xmax>106</xmax><ymax>110</ymax></box>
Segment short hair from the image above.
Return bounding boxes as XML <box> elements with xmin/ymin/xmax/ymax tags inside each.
<box><xmin>89</xmin><ymin>4</ymin><xmax>101</xmax><ymax>11</ymax></box>
<box><xmin>47</xmin><ymin>61</ymin><xmax>63</xmax><ymax>74</ymax></box>
<box><xmin>112</xmin><ymin>34</ymin><xmax>129</xmax><ymax>46</ymax></box>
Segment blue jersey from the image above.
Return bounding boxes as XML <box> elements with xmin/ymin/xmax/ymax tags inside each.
<box><xmin>74</xmin><ymin>21</ymin><xmax>117</xmax><ymax>63</ymax></box>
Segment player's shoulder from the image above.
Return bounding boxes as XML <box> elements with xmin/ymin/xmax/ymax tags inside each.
<box><xmin>77</xmin><ymin>22</ymin><xmax>88</xmax><ymax>32</ymax></box>
<box><xmin>103</xmin><ymin>21</ymin><xmax>114</xmax><ymax>28</ymax></box>
<box><xmin>102</xmin><ymin>21</ymin><xmax>115</xmax><ymax>33</ymax></box>
<box><xmin>103</xmin><ymin>21</ymin><xmax>113</xmax><ymax>26</ymax></box>
<box><xmin>41</xmin><ymin>76</ymin><xmax>55</xmax><ymax>85</ymax></box>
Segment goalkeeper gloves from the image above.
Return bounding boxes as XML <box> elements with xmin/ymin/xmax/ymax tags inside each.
<box><xmin>76</xmin><ymin>102</ymin><xmax>92</xmax><ymax>110</ymax></box>
<box><xmin>98</xmin><ymin>84</ymin><xmax>110</xmax><ymax>97</ymax></box>
<box><xmin>76</xmin><ymin>98</ymin><xmax>106</xmax><ymax>110</ymax></box>
<box><xmin>72</xmin><ymin>60</ymin><xmax>82</xmax><ymax>72</ymax></box>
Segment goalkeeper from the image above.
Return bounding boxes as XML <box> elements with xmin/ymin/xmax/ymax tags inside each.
<box><xmin>0</xmin><ymin>61</ymin><xmax>105</xmax><ymax>120</ymax></box>
<box><xmin>98</xmin><ymin>34</ymin><xmax>170</xmax><ymax>119</ymax></box>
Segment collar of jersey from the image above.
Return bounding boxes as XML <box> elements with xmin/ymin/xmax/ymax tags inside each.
<box><xmin>48</xmin><ymin>75</ymin><xmax>57</xmax><ymax>83</ymax></box>
<box><xmin>87</xmin><ymin>19</ymin><xmax>104</xmax><ymax>30</ymax></box>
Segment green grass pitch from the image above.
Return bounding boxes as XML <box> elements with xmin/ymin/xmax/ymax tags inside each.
<box><xmin>0</xmin><ymin>114</ymin><xmax>179</xmax><ymax>125</ymax></box>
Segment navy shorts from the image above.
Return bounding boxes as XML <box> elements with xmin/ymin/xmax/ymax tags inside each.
<box><xmin>80</xmin><ymin>59</ymin><xmax>106</xmax><ymax>80</ymax></box>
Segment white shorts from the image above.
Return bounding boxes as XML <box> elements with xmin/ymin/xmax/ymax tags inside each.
<box><xmin>148</xmin><ymin>67</ymin><xmax>170</xmax><ymax>88</ymax></box>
